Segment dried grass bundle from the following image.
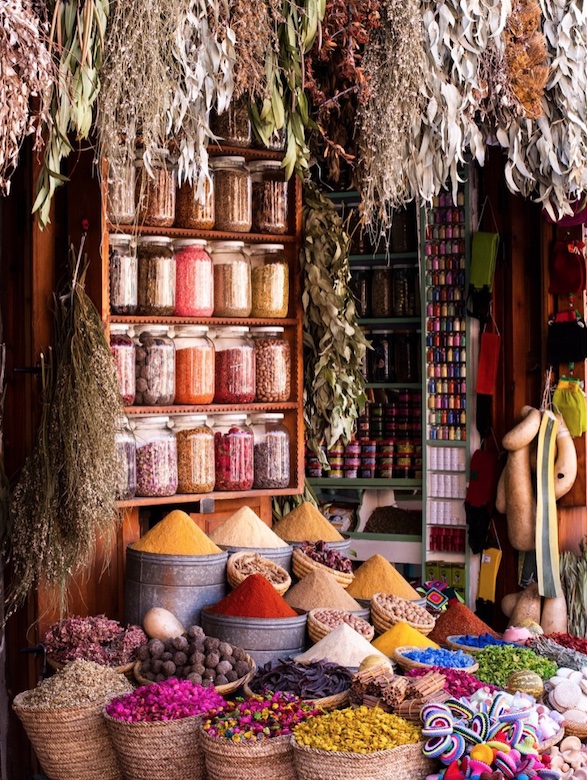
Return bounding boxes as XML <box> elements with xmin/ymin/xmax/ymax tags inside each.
<box><xmin>230</xmin><ymin>0</ymin><xmax>281</xmax><ymax>100</ymax></box>
<box><xmin>505</xmin><ymin>0</ymin><xmax>549</xmax><ymax>119</ymax></box>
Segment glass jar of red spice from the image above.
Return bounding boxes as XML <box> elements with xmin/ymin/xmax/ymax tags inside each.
<box><xmin>175</xmin><ymin>175</ymin><xmax>215</xmax><ymax>230</ymax></box>
<box><xmin>174</xmin><ymin>325</ymin><xmax>215</xmax><ymax>405</ymax></box>
<box><xmin>213</xmin><ymin>413</ymin><xmax>253</xmax><ymax>491</ymax></box>
<box><xmin>173</xmin><ymin>414</ymin><xmax>215</xmax><ymax>494</ymax></box>
<box><xmin>110</xmin><ymin>324</ymin><xmax>135</xmax><ymax>406</ymax></box>
<box><xmin>135</xmin><ymin>152</ymin><xmax>176</xmax><ymax>228</ymax></box>
<box><xmin>213</xmin><ymin>327</ymin><xmax>255</xmax><ymax>403</ymax></box>
<box><xmin>173</xmin><ymin>239</ymin><xmax>214</xmax><ymax>317</ymax></box>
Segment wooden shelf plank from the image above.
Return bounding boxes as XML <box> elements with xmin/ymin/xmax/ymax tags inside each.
<box><xmin>118</xmin><ymin>486</ymin><xmax>300</xmax><ymax>508</ymax></box>
<box><xmin>107</xmin><ymin>222</ymin><xmax>297</xmax><ymax>243</ymax></box>
<box><xmin>110</xmin><ymin>316</ymin><xmax>297</xmax><ymax>326</ymax></box>
<box><xmin>126</xmin><ymin>402</ymin><xmax>299</xmax><ymax>415</ymax></box>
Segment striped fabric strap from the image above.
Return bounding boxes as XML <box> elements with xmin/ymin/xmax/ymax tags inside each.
<box><xmin>536</xmin><ymin>410</ymin><xmax>562</xmax><ymax>598</ymax></box>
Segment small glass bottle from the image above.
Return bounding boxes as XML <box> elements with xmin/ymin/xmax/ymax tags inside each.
<box><xmin>173</xmin><ymin>414</ymin><xmax>215</xmax><ymax>494</ymax></box>
<box><xmin>251</xmin><ymin>326</ymin><xmax>291</xmax><ymax>402</ymax></box>
<box><xmin>174</xmin><ymin>239</ymin><xmax>214</xmax><ymax>317</ymax></box>
<box><xmin>210</xmin><ymin>97</ymin><xmax>252</xmax><ymax>147</ymax></box>
<box><xmin>211</xmin><ymin>157</ymin><xmax>251</xmax><ymax>232</ymax></box>
<box><xmin>213</xmin><ymin>413</ymin><xmax>254</xmax><ymax>491</ymax></box>
<box><xmin>213</xmin><ymin>327</ymin><xmax>255</xmax><ymax>403</ymax></box>
<box><xmin>175</xmin><ymin>175</ymin><xmax>215</xmax><ymax>230</ymax></box>
<box><xmin>370</xmin><ymin>329</ymin><xmax>393</xmax><ymax>383</ymax></box>
<box><xmin>133</xmin><ymin>415</ymin><xmax>178</xmax><ymax>497</ymax></box>
<box><xmin>110</xmin><ymin>323</ymin><xmax>135</xmax><ymax>406</ymax></box>
<box><xmin>109</xmin><ymin>234</ymin><xmax>137</xmax><ymax>315</ymax></box>
<box><xmin>349</xmin><ymin>266</ymin><xmax>370</xmax><ymax>318</ymax></box>
<box><xmin>115</xmin><ymin>416</ymin><xmax>136</xmax><ymax>501</ymax></box>
<box><xmin>251</xmin><ymin>413</ymin><xmax>290</xmax><ymax>489</ymax></box>
<box><xmin>250</xmin><ymin>161</ymin><xmax>288</xmax><ymax>234</ymax></box>
<box><xmin>174</xmin><ymin>325</ymin><xmax>215</xmax><ymax>405</ymax></box>
<box><xmin>134</xmin><ymin>325</ymin><xmax>175</xmax><ymax>405</ymax></box>
<box><xmin>135</xmin><ymin>153</ymin><xmax>176</xmax><ymax>228</ymax></box>
<box><xmin>137</xmin><ymin>236</ymin><xmax>175</xmax><ymax>315</ymax></box>
<box><xmin>107</xmin><ymin>161</ymin><xmax>136</xmax><ymax>225</ymax></box>
<box><xmin>249</xmin><ymin>244</ymin><xmax>289</xmax><ymax>318</ymax></box>
<box><xmin>210</xmin><ymin>241</ymin><xmax>251</xmax><ymax>317</ymax></box>
<box><xmin>371</xmin><ymin>267</ymin><xmax>393</xmax><ymax>317</ymax></box>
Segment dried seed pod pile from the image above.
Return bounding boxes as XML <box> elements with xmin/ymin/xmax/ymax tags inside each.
<box><xmin>249</xmin><ymin>658</ymin><xmax>353</xmax><ymax>699</ymax></box>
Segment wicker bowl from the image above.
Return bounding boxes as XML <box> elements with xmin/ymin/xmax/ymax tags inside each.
<box><xmin>563</xmin><ymin>720</ymin><xmax>587</xmax><ymax>739</ymax></box>
<box><xmin>393</xmin><ymin>646</ymin><xmax>478</xmax><ymax>673</ymax></box>
<box><xmin>133</xmin><ymin>654</ymin><xmax>256</xmax><ymax>695</ymax></box>
<box><xmin>242</xmin><ymin>681</ymin><xmax>350</xmax><ymax>712</ymax></box>
<box><xmin>445</xmin><ymin>635</ymin><xmax>510</xmax><ymax>654</ymax></box>
<box><xmin>537</xmin><ymin>726</ymin><xmax>564</xmax><ymax>752</ymax></box>
<box><xmin>227</xmin><ymin>552</ymin><xmax>291</xmax><ymax>596</ymax></box>
<box><xmin>47</xmin><ymin>656</ymin><xmax>135</xmax><ymax>676</ymax></box>
<box><xmin>292</xmin><ymin>548</ymin><xmax>354</xmax><ymax>588</ymax></box>
<box><xmin>371</xmin><ymin>594</ymin><xmax>435</xmax><ymax>636</ymax></box>
<box><xmin>307</xmin><ymin>609</ymin><xmax>374</xmax><ymax>644</ymax></box>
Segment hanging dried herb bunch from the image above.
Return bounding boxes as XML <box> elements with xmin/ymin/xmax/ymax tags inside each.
<box><xmin>504</xmin><ymin>0</ymin><xmax>548</xmax><ymax>120</ymax></box>
<box><xmin>230</xmin><ymin>0</ymin><xmax>281</xmax><ymax>101</ymax></box>
<box><xmin>0</xmin><ymin>0</ymin><xmax>53</xmax><ymax>195</ymax></box>
<box><xmin>4</xmin><ymin>238</ymin><xmax>123</xmax><ymax>620</ymax></box>
<box><xmin>300</xmin><ymin>181</ymin><xmax>369</xmax><ymax>463</ymax></box>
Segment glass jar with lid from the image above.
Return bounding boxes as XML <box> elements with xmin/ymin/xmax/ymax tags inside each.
<box><xmin>174</xmin><ymin>325</ymin><xmax>215</xmax><ymax>405</ymax></box>
<box><xmin>107</xmin><ymin>161</ymin><xmax>136</xmax><ymax>225</ymax></box>
<box><xmin>250</xmin><ymin>161</ymin><xmax>288</xmax><ymax>234</ymax></box>
<box><xmin>251</xmin><ymin>327</ymin><xmax>291</xmax><ymax>402</ymax></box>
<box><xmin>134</xmin><ymin>325</ymin><xmax>175</xmax><ymax>405</ymax></box>
<box><xmin>370</xmin><ymin>266</ymin><xmax>393</xmax><ymax>317</ymax></box>
<box><xmin>211</xmin><ymin>157</ymin><xmax>251</xmax><ymax>232</ymax></box>
<box><xmin>349</xmin><ymin>266</ymin><xmax>370</xmax><ymax>319</ymax></box>
<box><xmin>249</xmin><ymin>244</ymin><xmax>289</xmax><ymax>318</ymax></box>
<box><xmin>137</xmin><ymin>236</ymin><xmax>175</xmax><ymax>315</ymax></box>
<box><xmin>109</xmin><ymin>234</ymin><xmax>137</xmax><ymax>315</ymax></box>
<box><xmin>110</xmin><ymin>323</ymin><xmax>136</xmax><ymax>406</ymax></box>
<box><xmin>115</xmin><ymin>417</ymin><xmax>136</xmax><ymax>501</ymax></box>
<box><xmin>213</xmin><ymin>327</ymin><xmax>255</xmax><ymax>403</ymax></box>
<box><xmin>136</xmin><ymin>152</ymin><xmax>176</xmax><ymax>227</ymax></box>
<box><xmin>392</xmin><ymin>264</ymin><xmax>419</xmax><ymax>317</ymax></box>
<box><xmin>213</xmin><ymin>413</ymin><xmax>253</xmax><ymax>491</ymax></box>
<box><xmin>133</xmin><ymin>415</ymin><xmax>178</xmax><ymax>497</ymax></box>
<box><xmin>210</xmin><ymin>97</ymin><xmax>251</xmax><ymax>147</ymax></box>
<box><xmin>175</xmin><ymin>175</ymin><xmax>215</xmax><ymax>230</ymax></box>
<box><xmin>370</xmin><ymin>329</ymin><xmax>393</xmax><ymax>383</ymax></box>
<box><xmin>173</xmin><ymin>414</ymin><xmax>215</xmax><ymax>494</ymax></box>
<box><xmin>251</xmin><ymin>413</ymin><xmax>290</xmax><ymax>489</ymax></box>
<box><xmin>252</xmin><ymin>126</ymin><xmax>286</xmax><ymax>152</ymax></box>
<box><xmin>210</xmin><ymin>241</ymin><xmax>251</xmax><ymax>317</ymax></box>
<box><xmin>174</xmin><ymin>239</ymin><xmax>214</xmax><ymax>317</ymax></box>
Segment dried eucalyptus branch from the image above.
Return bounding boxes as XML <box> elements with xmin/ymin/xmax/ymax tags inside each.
<box><xmin>0</xmin><ymin>0</ymin><xmax>53</xmax><ymax>195</ymax></box>
<box><xmin>301</xmin><ymin>180</ymin><xmax>369</xmax><ymax>462</ymax></box>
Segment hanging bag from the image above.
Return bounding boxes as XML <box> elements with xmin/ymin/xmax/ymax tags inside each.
<box><xmin>546</xmin><ymin>310</ymin><xmax>587</xmax><ymax>365</ymax></box>
<box><xmin>548</xmin><ymin>240</ymin><xmax>587</xmax><ymax>295</ymax></box>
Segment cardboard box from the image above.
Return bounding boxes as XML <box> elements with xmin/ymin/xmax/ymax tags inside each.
<box><xmin>438</xmin><ymin>562</ymin><xmax>452</xmax><ymax>586</ymax></box>
<box><xmin>451</xmin><ymin>562</ymin><xmax>466</xmax><ymax>590</ymax></box>
<box><xmin>425</xmin><ymin>561</ymin><xmax>440</xmax><ymax>583</ymax></box>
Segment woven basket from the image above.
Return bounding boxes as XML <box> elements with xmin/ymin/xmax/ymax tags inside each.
<box><xmin>13</xmin><ymin>692</ymin><xmax>121</xmax><ymax>780</ymax></box>
<box><xmin>370</xmin><ymin>596</ymin><xmax>435</xmax><ymax>636</ymax></box>
<box><xmin>393</xmin><ymin>646</ymin><xmax>478</xmax><ymax>673</ymax></box>
<box><xmin>537</xmin><ymin>726</ymin><xmax>564</xmax><ymax>752</ymax></box>
<box><xmin>307</xmin><ymin>609</ymin><xmax>375</xmax><ymax>644</ymax></box>
<box><xmin>133</xmin><ymin>654</ymin><xmax>256</xmax><ymax>695</ymax></box>
<box><xmin>292</xmin><ymin>739</ymin><xmax>434</xmax><ymax>780</ymax></box>
<box><xmin>200</xmin><ymin>729</ymin><xmax>297</xmax><ymax>780</ymax></box>
<box><xmin>445</xmin><ymin>636</ymin><xmax>485</xmax><ymax>654</ymax></box>
<box><xmin>47</xmin><ymin>656</ymin><xmax>135</xmax><ymax>676</ymax></box>
<box><xmin>227</xmin><ymin>551</ymin><xmax>292</xmax><ymax>596</ymax></box>
<box><xmin>563</xmin><ymin>720</ymin><xmax>587</xmax><ymax>738</ymax></box>
<box><xmin>242</xmin><ymin>681</ymin><xmax>350</xmax><ymax>712</ymax></box>
<box><xmin>104</xmin><ymin>711</ymin><xmax>205</xmax><ymax>780</ymax></box>
<box><xmin>292</xmin><ymin>548</ymin><xmax>354</xmax><ymax>588</ymax></box>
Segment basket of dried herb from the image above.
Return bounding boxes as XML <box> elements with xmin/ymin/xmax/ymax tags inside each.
<box><xmin>227</xmin><ymin>552</ymin><xmax>291</xmax><ymax>596</ymax></box>
<box><xmin>292</xmin><ymin>544</ymin><xmax>354</xmax><ymax>588</ymax></box>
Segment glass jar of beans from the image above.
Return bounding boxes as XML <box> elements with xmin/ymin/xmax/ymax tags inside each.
<box><xmin>251</xmin><ymin>413</ymin><xmax>290</xmax><ymax>489</ymax></box>
<box><xmin>110</xmin><ymin>323</ymin><xmax>136</xmax><ymax>406</ymax></box>
<box><xmin>210</xmin><ymin>241</ymin><xmax>251</xmax><ymax>317</ymax></box>
<box><xmin>174</xmin><ymin>325</ymin><xmax>215</xmax><ymax>405</ymax></box>
<box><xmin>250</xmin><ymin>327</ymin><xmax>291</xmax><ymax>402</ymax></box>
<box><xmin>133</xmin><ymin>415</ymin><xmax>178</xmax><ymax>497</ymax></box>
<box><xmin>134</xmin><ymin>325</ymin><xmax>175</xmax><ymax>406</ymax></box>
<box><xmin>173</xmin><ymin>238</ymin><xmax>214</xmax><ymax>317</ymax></box>
<box><xmin>173</xmin><ymin>414</ymin><xmax>215</xmax><ymax>494</ymax></box>
<box><xmin>213</xmin><ymin>327</ymin><xmax>255</xmax><ymax>404</ymax></box>
<box><xmin>212</xmin><ymin>413</ymin><xmax>253</xmax><ymax>491</ymax></box>
<box><xmin>249</xmin><ymin>244</ymin><xmax>289</xmax><ymax>318</ymax></box>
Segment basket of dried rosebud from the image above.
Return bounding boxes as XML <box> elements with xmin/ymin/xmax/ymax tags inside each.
<box><xmin>199</xmin><ymin>692</ymin><xmax>320</xmax><ymax>780</ymax></box>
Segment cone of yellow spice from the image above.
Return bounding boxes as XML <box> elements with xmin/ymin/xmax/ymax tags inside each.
<box><xmin>272</xmin><ymin>502</ymin><xmax>344</xmax><ymax>543</ymax></box>
<box><xmin>347</xmin><ymin>554</ymin><xmax>420</xmax><ymax>600</ymax></box>
<box><xmin>372</xmin><ymin>622</ymin><xmax>439</xmax><ymax>657</ymax></box>
<box><xmin>130</xmin><ymin>510</ymin><xmax>222</xmax><ymax>555</ymax></box>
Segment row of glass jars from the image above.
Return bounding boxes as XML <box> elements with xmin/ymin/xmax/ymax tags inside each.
<box><xmin>110</xmin><ymin>236</ymin><xmax>289</xmax><ymax>319</ymax></box>
<box><xmin>116</xmin><ymin>412</ymin><xmax>291</xmax><ymax>499</ymax></box>
<box><xmin>111</xmin><ymin>324</ymin><xmax>291</xmax><ymax>406</ymax></box>
<box><xmin>108</xmin><ymin>155</ymin><xmax>289</xmax><ymax>235</ymax></box>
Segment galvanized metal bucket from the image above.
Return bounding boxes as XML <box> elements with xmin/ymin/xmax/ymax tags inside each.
<box><xmin>217</xmin><ymin>544</ymin><xmax>293</xmax><ymax>573</ymax></box>
<box><xmin>124</xmin><ymin>547</ymin><xmax>228</xmax><ymax>629</ymax></box>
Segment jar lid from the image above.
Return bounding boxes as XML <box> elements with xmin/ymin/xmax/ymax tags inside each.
<box><xmin>109</xmin><ymin>323</ymin><xmax>130</xmax><ymax>335</ymax></box>
<box><xmin>137</xmin><ymin>236</ymin><xmax>173</xmax><ymax>245</ymax></box>
<box><xmin>250</xmin><ymin>412</ymin><xmax>285</xmax><ymax>422</ymax></box>
<box><xmin>135</xmin><ymin>324</ymin><xmax>170</xmax><ymax>336</ymax></box>
<box><xmin>210</xmin><ymin>156</ymin><xmax>246</xmax><ymax>169</ymax></box>
<box><xmin>248</xmin><ymin>244</ymin><xmax>285</xmax><ymax>253</ymax></box>
<box><xmin>209</xmin><ymin>240</ymin><xmax>245</xmax><ymax>250</ymax></box>
<box><xmin>173</xmin><ymin>238</ymin><xmax>208</xmax><ymax>248</ymax></box>
<box><xmin>214</xmin><ymin>413</ymin><xmax>248</xmax><ymax>422</ymax></box>
<box><xmin>248</xmin><ymin>160</ymin><xmax>283</xmax><ymax>173</ymax></box>
<box><xmin>171</xmin><ymin>414</ymin><xmax>209</xmax><ymax>430</ymax></box>
<box><xmin>173</xmin><ymin>325</ymin><xmax>210</xmax><ymax>337</ymax></box>
<box><xmin>131</xmin><ymin>414</ymin><xmax>171</xmax><ymax>427</ymax></box>
<box><xmin>214</xmin><ymin>326</ymin><xmax>250</xmax><ymax>335</ymax></box>
<box><xmin>250</xmin><ymin>326</ymin><xmax>285</xmax><ymax>334</ymax></box>
<box><xmin>109</xmin><ymin>233</ymin><xmax>133</xmax><ymax>244</ymax></box>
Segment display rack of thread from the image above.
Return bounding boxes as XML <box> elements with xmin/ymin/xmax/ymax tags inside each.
<box><xmin>424</xmin><ymin>190</ymin><xmax>468</xmax><ymax>442</ymax></box>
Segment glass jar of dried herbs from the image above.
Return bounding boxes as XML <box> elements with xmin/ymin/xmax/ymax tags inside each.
<box><xmin>110</xmin><ymin>323</ymin><xmax>136</xmax><ymax>406</ymax></box>
<box><xmin>136</xmin><ymin>152</ymin><xmax>176</xmax><ymax>228</ymax></box>
<box><xmin>134</xmin><ymin>325</ymin><xmax>175</xmax><ymax>406</ymax></box>
<box><xmin>173</xmin><ymin>414</ymin><xmax>215</xmax><ymax>494</ymax></box>
<box><xmin>109</xmin><ymin>234</ymin><xmax>137</xmax><ymax>315</ymax></box>
<box><xmin>107</xmin><ymin>161</ymin><xmax>136</xmax><ymax>225</ymax></box>
<box><xmin>251</xmin><ymin>413</ymin><xmax>290</xmax><ymax>489</ymax></box>
<box><xmin>211</xmin><ymin>156</ymin><xmax>251</xmax><ymax>233</ymax></box>
<box><xmin>249</xmin><ymin>244</ymin><xmax>289</xmax><ymax>318</ymax></box>
<box><xmin>115</xmin><ymin>417</ymin><xmax>137</xmax><ymax>501</ymax></box>
<box><xmin>137</xmin><ymin>236</ymin><xmax>175</xmax><ymax>316</ymax></box>
<box><xmin>210</xmin><ymin>97</ymin><xmax>252</xmax><ymax>147</ymax></box>
<box><xmin>175</xmin><ymin>176</ymin><xmax>215</xmax><ymax>230</ymax></box>
<box><xmin>210</xmin><ymin>241</ymin><xmax>251</xmax><ymax>317</ymax></box>
<box><xmin>250</xmin><ymin>161</ymin><xmax>288</xmax><ymax>234</ymax></box>
<box><xmin>133</xmin><ymin>415</ymin><xmax>178</xmax><ymax>497</ymax></box>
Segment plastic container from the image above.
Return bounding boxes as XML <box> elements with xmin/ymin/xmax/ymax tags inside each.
<box><xmin>210</xmin><ymin>241</ymin><xmax>251</xmax><ymax>317</ymax></box>
<box><xmin>107</xmin><ymin>161</ymin><xmax>136</xmax><ymax>225</ymax></box>
<box><xmin>110</xmin><ymin>323</ymin><xmax>135</xmax><ymax>406</ymax></box>
<box><xmin>251</xmin><ymin>412</ymin><xmax>290</xmax><ymax>490</ymax></box>
<box><xmin>174</xmin><ymin>239</ymin><xmax>214</xmax><ymax>317</ymax></box>
<box><xmin>134</xmin><ymin>325</ymin><xmax>175</xmax><ymax>405</ymax></box>
<box><xmin>210</xmin><ymin>97</ymin><xmax>251</xmax><ymax>147</ymax></box>
<box><xmin>249</xmin><ymin>244</ymin><xmax>289</xmax><ymax>318</ymax></box>
<box><xmin>174</xmin><ymin>324</ymin><xmax>215</xmax><ymax>405</ymax></box>
<box><xmin>109</xmin><ymin>234</ymin><xmax>137</xmax><ymax>315</ymax></box>
<box><xmin>136</xmin><ymin>154</ymin><xmax>176</xmax><ymax>228</ymax></box>
<box><xmin>133</xmin><ymin>415</ymin><xmax>178</xmax><ymax>497</ymax></box>
<box><xmin>349</xmin><ymin>266</ymin><xmax>370</xmax><ymax>318</ymax></box>
<box><xmin>213</xmin><ymin>327</ymin><xmax>255</xmax><ymax>403</ymax></box>
<box><xmin>175</xmin><ymin>176</ymin><xmax>215</xmax><ymax>229</ymax></box>
<box><xmin>251</xmin><ymin>327</ymin><xmax>291</xmax><ymax>402</ymax></box>
<box><xmin>250</xmin><ymin>161</ymin><xmax>288</xmax><ymax>234</ymax></box>
<box><xmin>371</xmin><ymin>267</ymin><xmax>393</xmax><ymax>317</ymax></box>
<box><xmin>115</xmin><ymin>417</ymin><xmax>136</xmax><ymax>501</ymax></box>
<box><xmin>173</xmin><ymin>414</ymin><xmax>215</xmax><ymax>494</ymax></box>
<box><xmin>213</xmin><ymin>413</ymin><xmax>254</xmax><ymax>491</ymax></box>
<box><xmin>212</xmin><ymin>156</ymin><xmax>251</xmax><ymax>232</ymax></box>
<box><xmin>137</xmin><ymin>236</ymin><xmax>175</xmax><ymax>316</ymax></box>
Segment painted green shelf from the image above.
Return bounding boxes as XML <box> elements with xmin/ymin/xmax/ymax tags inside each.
<box><xmin>365</xmin><ymin>382</ymin><xmax>421</xmax><ymax>390</ymax></box>
<box><xmin>347</xmin><ymin>531</ymin><xmax>422</xmax><ymax>543</ymax></box>
<box><xmin>307</xmin><ymin>478</ymin><xmax>422</xmax><ymax>489</ymax></box>
<box><xmin>359</xmin><ymin>318</ymin><xmax>421</xmax><ymax>326</ymax></box>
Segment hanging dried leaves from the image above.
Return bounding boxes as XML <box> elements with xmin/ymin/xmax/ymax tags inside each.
<box><xmin>230</xmin><ymin>0</ymin><xmax>281</xmax><ymax>101</ymax></box>
<box><xmin>0</xmin><ymin>0</ymin><xmax>52</xmax><ymax>196</ymax></box>
<box><xmin>504</xmin><ymin>0</ymin><xmax>548</xmax><ymax>120</ymax></box>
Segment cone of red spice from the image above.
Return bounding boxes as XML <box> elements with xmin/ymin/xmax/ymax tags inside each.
<box><xmin>209</xmin><ymin>573</ymin><xmax>298</xmax><ymax>619</ymax></box>
<box><xmin>428</xmin><ymin>599</ymin><xmax>499</xmax><ymax>646</ymax></box>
